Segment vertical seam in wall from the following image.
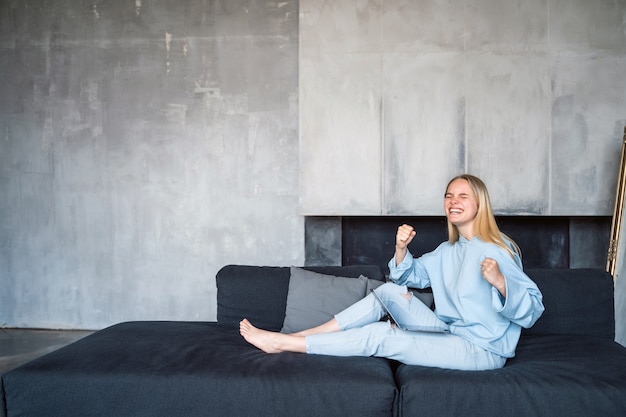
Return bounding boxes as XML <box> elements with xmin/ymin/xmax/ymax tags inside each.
<box><xmin>547</xmin><ymin>0</ymin><xmax>553</xmax><ymax>214</ymax></box>
<box><xmin>381</xmin><ymin>69</ymin><xmax>385</xmax><ymax>215</ymax></box>
<box><xmin>463</xmin><ymin>0</ymin><xmax>468</xmax><ymax>172</ymax></box>
<box><xmin>297</xmin><ymin>5</ymin><xmax>303</xmax><ymax>215</ymax></box>
<box><xmin>380</xmin><ymin>1</ymin><xmax>385</xmax><ymax>216</ymax></box>
<box><xmin>381</xmin><ymin>91</ymin><xmax>385</xmax><ymax>215</ymax></box>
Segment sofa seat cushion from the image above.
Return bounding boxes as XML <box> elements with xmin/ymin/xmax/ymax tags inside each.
<box><xmin>1</xmin><ymin>321</ymin><xmax>397</xmax><ymax>417</ymax></box>
<box><xmin>395</xmin><ymin>334</ymin><xmax>626</xmax><ymax>417</ymax></box>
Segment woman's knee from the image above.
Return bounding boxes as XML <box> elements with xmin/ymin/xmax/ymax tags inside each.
<box><xmin>376</xmin><ymin>282</ymin><xmax>409</xmax><ymax>299</ymax></box>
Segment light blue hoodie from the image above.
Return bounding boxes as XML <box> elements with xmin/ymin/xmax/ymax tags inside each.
<box><xmin>389</xmin><ymin>236</ymin><xmax>545</xmax><ymax>358</ymax></box>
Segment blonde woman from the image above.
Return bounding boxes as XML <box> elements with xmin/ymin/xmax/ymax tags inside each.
<box><xmin>240</xmin><ymin>175</ymin><xmax>544</xmax><ymax>370</ymax></box>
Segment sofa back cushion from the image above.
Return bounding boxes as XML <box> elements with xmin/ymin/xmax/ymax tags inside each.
<box><xmin>523</xmin><ymin>268</ymin><xmax>614</xmax><ymax>339</ymax></box>
<box><xmin>216</xmin><ymin>265</ymin><xmax>384</xmax><ymax>331</ymax></box>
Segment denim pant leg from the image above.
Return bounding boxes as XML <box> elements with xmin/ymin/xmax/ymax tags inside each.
<box><xmin>306</xmin><ymin>321</ymin><xmax>394</xmax><ymax>358</ymax></box>
<box><xmin>374</xmin><ymin>282</ymin><xmax>448</xmax><ymax>330</ymax></box>
<box><xmin>307</xmin><ymin>282</ymin><xmax>505</xmax><ymax>370</ymax></box>
<box><xmin>332</xmin><ymin>286</ymin><xmax>387</xmax><ymax>330</ymax></box>
<box><xmin>377</xmin><ymin>330</ymin><xmax>506</xmax><ymax>370</ymax></box>
<box><xmin>334</xmin><ymin>282</ymin><xmax>446</xmax><ymax>331</ymax></box>
<box><xmin>306</xmin><ymin>323</ymin><xmax>506</xmax><ymax>371</ymax></box>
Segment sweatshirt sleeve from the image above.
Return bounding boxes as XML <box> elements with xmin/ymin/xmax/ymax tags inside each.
<box><xmin>388</xmin><ymin>249</ymin><xmax>431</xmax><ymax>289</ymax></box>
<box><xmin>490</xmin><ymin>252</ymin><xmax>545</xmax><ymax>329</ymax></box>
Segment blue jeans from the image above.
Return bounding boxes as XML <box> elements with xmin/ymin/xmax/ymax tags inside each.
<box><xmin>305</xmin><ymin>282</ymin><xmax>506</xmax><ymax>370</ymax></box>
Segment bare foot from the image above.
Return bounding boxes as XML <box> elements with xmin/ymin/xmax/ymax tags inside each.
<box><xmin>239</xmin><ymin>319</ymin><xmax>284</xmax><ymax>353</ymax></box>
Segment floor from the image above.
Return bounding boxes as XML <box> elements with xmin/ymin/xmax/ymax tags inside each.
<box><xmin>0</xmin><ymin>328</ymin><xmax>94</xmax><ymax>375</ymax></box>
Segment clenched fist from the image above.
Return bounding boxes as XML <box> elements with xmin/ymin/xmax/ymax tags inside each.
<box><xmin>396</xmin><ymin>224</ymin><xmax>417</xmax><ymax>250</ymax></box>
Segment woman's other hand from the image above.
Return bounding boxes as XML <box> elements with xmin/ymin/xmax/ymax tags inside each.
<box><xmin>481</xmin><ymin>257</ymin><xmax>506</xmax><ymax>297</ymax></box>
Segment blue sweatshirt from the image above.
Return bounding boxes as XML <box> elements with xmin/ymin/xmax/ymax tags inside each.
<box><xmin>388</xmin><ymin>236</ymin><xmax>545</xmax><ymax>358</ymax></box>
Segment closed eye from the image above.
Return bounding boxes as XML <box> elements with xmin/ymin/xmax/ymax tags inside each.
<box><xmin>445</xmin><ymin>193</ymin><xmax>470</xmax><ymax>199</ymax></box>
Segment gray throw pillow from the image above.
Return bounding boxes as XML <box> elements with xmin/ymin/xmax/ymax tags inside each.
<box><xmin>281</xmin><ymin>267</ymin><xmax>369</xmax><ymax>333</ymax></box>
<box><xmin>367</xmin><ymin>278</ymin><xmax>384</xmax><ymax>293</ymax></box>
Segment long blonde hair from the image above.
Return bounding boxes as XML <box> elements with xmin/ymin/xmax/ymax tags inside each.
<box><xmin>446</xmin><ymin>174</ymin><xmax>521</xmax><ymax>259</ymax></box>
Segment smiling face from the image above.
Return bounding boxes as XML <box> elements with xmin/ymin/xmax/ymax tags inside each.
<box><xmin>444</xmin><ymin>178</ymin><xmax>479</xmax><ymax>238</ymax></box>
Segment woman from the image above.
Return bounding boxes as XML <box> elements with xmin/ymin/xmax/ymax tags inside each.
<box><xmin>240</xmin><ymin>174</ymin><xmax>544</xmax><ymax>370</ymax></box>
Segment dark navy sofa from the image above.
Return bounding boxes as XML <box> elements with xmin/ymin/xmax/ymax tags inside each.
<box><xmin>2</xmin><ymin>265</ymin><xmax>626</xmax><ymax>417</ymax></box>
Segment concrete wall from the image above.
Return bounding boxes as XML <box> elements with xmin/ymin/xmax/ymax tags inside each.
<box><xmin>300</xmin><ymin>0</ymin><xmax>626</xmax><ymax>216</ymax></box>
<box><xmin>1</xmin><ymin>0</ymin><xmax>625</xmax><ymax>332</ymax></box>
<box><xmin>0</xmin><ymin>0</ymin><xmax>301</xmax><ymax>329</ymax></box>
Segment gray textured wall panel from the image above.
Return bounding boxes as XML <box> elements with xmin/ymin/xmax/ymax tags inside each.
<box><xmin>299</xmin><ymin>0</ymin><xmax>383</xmax><ymax>215</ymax></box>
<box><xmin>552</xmin><ymin>51</ymin><xmax>626</xmax><ymax>215</ymax></box>
<box><xmin>0</xmin><ymin>0</ymin><xmax>301</xmax><ymax>329</ymax></box>
<box><xmin>300</xmin><ymin>0</ymin><xmax>382</xmax><ymax>56</ymax></box>
<box><xmin>465</xmin><ymin>0</ymin><xmax>548</xmax><ymax>52</ymax></box>
<box><xmin>383</xmin><ymin>52</ymin><xmax>466</xmax><ymax>215</ymax></box>
<box><xmin>305</xmin><ymin>216</ymin><xmax>342</xmax><ymax>266</ymax></box>
<box><xmin>382</xmin><ymin>0</ymin><xmax>465</xmax><ymax>52</ymax></box>
<box><xmin>550</xmin><ymin>0</ymin><xmax>626</xmax><ymax>50</ymax></box>
<box><xmin>299</xmin><ymin>53</ymin><xmax>383</xmax><ymax>215</ymax></box>
<box><xmin>465</xmin><ymin>52</ymin><xmax>551</xmax><ymax>214</ymax></box>
<box><xmin>300</xmin><ymin>0</ymin><xmax>626</xmax><ymax>216</ymax></box>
